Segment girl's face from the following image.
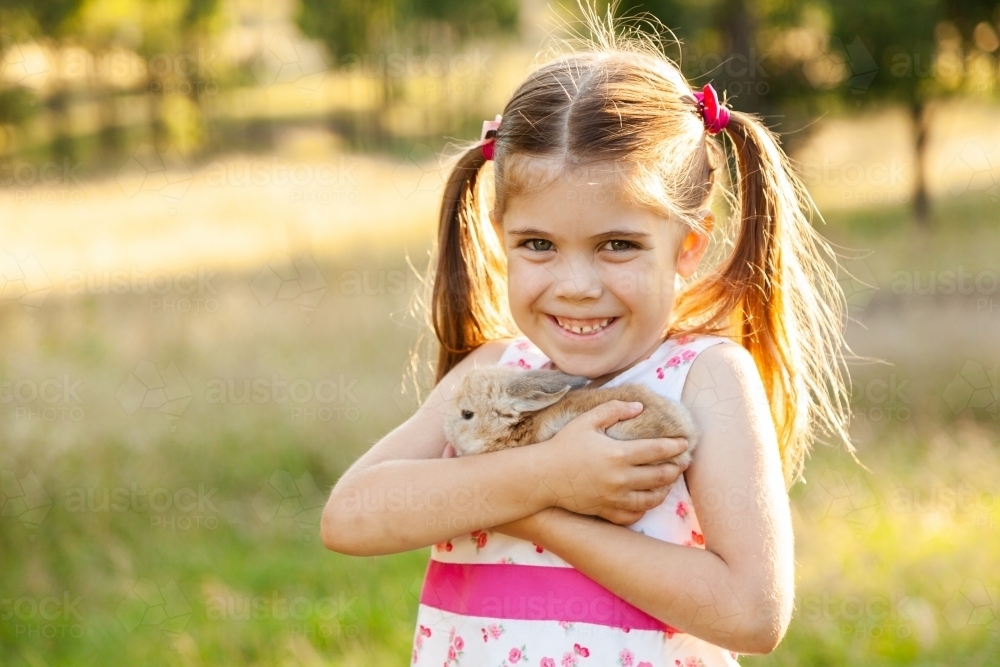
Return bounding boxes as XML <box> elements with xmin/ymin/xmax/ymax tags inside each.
<box><xmin>499</xmin><ymin>167</ymin><xmax>710</xmax><ymax>384</ymax></box>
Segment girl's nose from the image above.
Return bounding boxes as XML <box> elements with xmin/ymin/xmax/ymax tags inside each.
<box><xmin>551</xmin><ymin>257</ymin><xmax>603</xmax><ymax>301</ymax></box>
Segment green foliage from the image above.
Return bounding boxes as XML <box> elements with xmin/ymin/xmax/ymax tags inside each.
<box><xmin>0</xmin><ymin>0</ymin><xmax>85</xmax><ymax>37</ymax></box>
<box><xmin>0</xmin><ymin>86</ymin><xmax>37</xmax><ymax>125</ymax></box>
<box><xmin>824</xmin><ymin>0</ymin><xmax>998</xmax><ymax>105</ymax></box>
<box><xmin>296</xmin><ymin>0</ymin><xmax>520</xmax><ymax>66</ymax></box>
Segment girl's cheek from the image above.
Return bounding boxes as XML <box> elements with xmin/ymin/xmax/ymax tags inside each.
<box><xmin>508</xmin><ymin>263</ymin><xmax>550</xmax><ymax>302</ymax></box>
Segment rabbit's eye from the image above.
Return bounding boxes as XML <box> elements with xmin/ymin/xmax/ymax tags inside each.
<box><xmin>461</xmin><ymin>410</ymin><xmax>474</xmax><ymax>420</ymax></box>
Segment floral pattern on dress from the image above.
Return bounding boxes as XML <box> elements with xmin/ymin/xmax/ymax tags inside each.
<box><xmin>655</xmin><ymin>348</ymin><xmax>698</xmax><ymax>380</ymax></box>
<box><xmin>445</xmin><ymin>627</ymin><xmax>465</xmax><ymax>665</ymax></box>
<box><xmin>501</xmin><ymin>645</ymin><xmax>528</xmax><ymax>665</ymax></box>
<box><xmin>412</xmin><ymin>334</ymin><xmax>741</xmax><ymax>667</ymax></box>
<box><xmin>481</xmin><ymin>623</ymin><xmax>506</xmax><ymax>642</ymax></box>
<box><xmin>683</xmin><ymin>531</ymin><xmax>705</xmax><ymax>547</ymax></box>
<box><xmin>412</xmin><ymin>624</ymin><xmax>432</xmax><ymax>663</ymax></box>
<box><xmin>470</xmin><ymin>529</ymin><xmax>489</xmax><ymax>552</ymax></box>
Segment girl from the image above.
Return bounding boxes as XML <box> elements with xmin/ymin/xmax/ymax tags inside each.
<box><xmin>321</xmin><ymin>11</ymin><xmax>851</xmax><ymax>666</ymax></box>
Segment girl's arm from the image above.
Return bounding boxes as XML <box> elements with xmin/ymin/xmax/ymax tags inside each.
<box><xmin>321</xmin><ymin>340</ymin><xmax>688</xmax><ymax>557</ymax></box>
<box><xmin>495</xmin><ymin>343</ymin><xmax>795</xmax><ymax>654</ymax></box>
<box><xmin>321</xmin><ymin>340</ymin><xmax>545</xmax><ymax>555</ymax></box>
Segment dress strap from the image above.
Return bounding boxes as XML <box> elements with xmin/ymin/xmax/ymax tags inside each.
<box><xmin>645</xmin><ymin>334</ymin><xmax>734</xmax><ymax>398</ymax></box>
<box><xmin>496</xmin><ymin>337</ymin><xmax>551</xmax><ymax>370</ymax></box>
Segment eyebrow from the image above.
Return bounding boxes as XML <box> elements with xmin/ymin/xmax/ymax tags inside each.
<box><xmin>506</xmin><ymin>227</ymin><xmax>652</xmax><ymax>242</ymax></box>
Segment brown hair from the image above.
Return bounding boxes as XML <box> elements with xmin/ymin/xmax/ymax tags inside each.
<box><xmin>425</xmin><ymin>7</ymin><xmax>851</xmax><ymax>485</ymax></box>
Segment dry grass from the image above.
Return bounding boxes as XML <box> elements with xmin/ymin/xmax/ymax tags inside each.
<box><xmin>2</xmin><ymin>110</ymin><xmax>1000</xmax><ymax>664</ymax></box>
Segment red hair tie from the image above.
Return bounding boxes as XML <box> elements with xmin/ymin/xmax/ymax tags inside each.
<box><xmin>693</xmin><ymin>84</ymin><xmax>730</xmax><ymax>135</ymax></box>
<box><xmin>480</xmin><ymin>115</ymin><xmax>501</xmax><ymax>160</ymax></box>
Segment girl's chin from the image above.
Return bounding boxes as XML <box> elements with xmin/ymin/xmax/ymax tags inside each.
<box><xmin>545</xmin><ymin>348</ymin><xmax>615</xmax><ymax>379</ymax></box>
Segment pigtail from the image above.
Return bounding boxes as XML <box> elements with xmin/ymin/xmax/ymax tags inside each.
<box><xmin>672</xmin><ymin>111</ymin><xmax>852</xmax><ymax>485</ymax></box>
<box><xmin>431</xmin><ymin>144</ymin><xmax>516</xmax><ymax>384</ymax></box>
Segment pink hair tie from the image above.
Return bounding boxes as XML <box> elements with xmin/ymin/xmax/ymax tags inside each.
<box><xmin>480</xmin><ymin>114</ymin><xmax>502</xmax><ymax>160</ymax></box>
<box><xmin>693</xmin><ymin>84</ymin><xmax>730</xmax><ymax>135</ymax></box>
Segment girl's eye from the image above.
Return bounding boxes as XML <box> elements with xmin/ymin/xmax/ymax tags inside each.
<box><xmin>524</xmin><ymin>239</ymin><xmax>553</xmax><ymax>252</ymax></box>
<box><xmin>461</xmin><ymin>410</ymin><xmax>474</xmax><ymax>420</ymax></box>
<box><xmin>603</xmin><ymin>239</ymin><xmax>636</xmax><ymax>251</ymax></box>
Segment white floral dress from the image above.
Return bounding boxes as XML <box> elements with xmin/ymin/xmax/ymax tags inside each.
<box><xmin>411</xmin><ymin>334</ymin><xmax>742</xmax><ymax>667</ymax></box>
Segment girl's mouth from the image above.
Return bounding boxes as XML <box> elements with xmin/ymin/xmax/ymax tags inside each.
<box><xmin>549</xmin><ymin>314</ymin><xmax>618</xmax><ymax>337</ymax></box>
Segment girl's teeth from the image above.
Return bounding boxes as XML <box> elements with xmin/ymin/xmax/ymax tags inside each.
<box><xmin>556</xmin><ymin>317</ymin><xmax>610</xmax><ymax>334</ymax></box>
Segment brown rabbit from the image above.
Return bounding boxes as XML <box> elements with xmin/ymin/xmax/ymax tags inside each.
<box><xmin>445</xmin><ymin>366</ymin><xmax>698</xmax><ymax>466</ymax></box>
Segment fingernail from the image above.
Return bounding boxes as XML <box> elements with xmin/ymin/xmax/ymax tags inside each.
<box><xmin>629</xmin><ymin>402</ymin><xmax>642</xmax><ymax>410</ymax></box>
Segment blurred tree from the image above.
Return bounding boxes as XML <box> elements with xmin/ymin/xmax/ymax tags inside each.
<box><xmin>296</xmin><ymin>0</ymin><xmax>518</xmax><ymax>63</ymax></box>
<box><xmin>603</xmin><ymin>0</ymin><xmax>1000</xmax><ymax>224</ymax></box>
<box><xmin>72</xmin><ymin>0</ymin><xmax>225</xmax><ymax>155</ymax></box>
<box><xmin>821</xmin><ymin>0</ymin><xmax>999</xmax><ymax>223</ymax></box>
<box><xmin>0</xmin><ymin>0</ymin><xmax>85</xmax><ymax>159</ymax></box>
<box><xmin>295</xmin><ymin>0</ymin><xmax>519</xmax><ymax>146</ymax></box>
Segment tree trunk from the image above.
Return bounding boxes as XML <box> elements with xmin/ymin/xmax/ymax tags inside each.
<box><xmin>99</xmin><ymin>87</ymin><xmax>124</xmax><ymax>158</ymax></box>
<box><xmin>911</xmin><ymin>100</ymin><xmax>931</xmax><ymax>226</ymax></box>
<box><xmin>721</xmin><ymin>0</ymin><xmax>759</xmax><ymax>113</ymax></box>
<box><xmin>48</xmin><ymin>87</ymin><xmax>75</xmax><ymax>162</ymax></box>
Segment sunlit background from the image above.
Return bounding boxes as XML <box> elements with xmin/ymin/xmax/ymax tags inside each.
<box><xmin>2</xmin><ymin>0</ymin><xmax>999</xmax><ymax>664</ymax></box>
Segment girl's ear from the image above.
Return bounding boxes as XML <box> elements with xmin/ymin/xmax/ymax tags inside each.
<box><xmin>676</xmin><ymin>210</ymin><xmax>713</xmax><ymax>279</ymax></box>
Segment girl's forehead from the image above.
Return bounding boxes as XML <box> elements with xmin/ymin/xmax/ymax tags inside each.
<box><xmin>503</xmin><ymin>156</ymin><xmax>628</xmax><ymax>196</ymax></box>
<box><xmin>500</xmin><ymin>167</ymin><xmax>679</xmax><ymax>235</ymax></box>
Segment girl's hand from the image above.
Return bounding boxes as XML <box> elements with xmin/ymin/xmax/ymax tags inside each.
<box><xmin>538</xmin><ymin>400</ymin><xmax>689</xmax><ymax>526</ymax></box>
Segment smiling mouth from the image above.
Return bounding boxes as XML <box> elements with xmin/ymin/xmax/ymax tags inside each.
<box><xmin>552</xmin><ymin>315</ymin><xmax>617</xmax><ymax>335</ymax></box>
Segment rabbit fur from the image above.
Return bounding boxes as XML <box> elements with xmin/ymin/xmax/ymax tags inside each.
<box><xmin>445</xmin><ymin>366</ymin><xmax>698</xmax><ymax>467</ymax></box>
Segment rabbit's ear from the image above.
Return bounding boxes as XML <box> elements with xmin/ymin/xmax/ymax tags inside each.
<box><xmin>506</xmin><ymin>371</ymin><xmax>588</xmax><ymax>413</ymax></box>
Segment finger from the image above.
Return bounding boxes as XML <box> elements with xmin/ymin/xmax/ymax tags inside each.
<box><xmin>441</xmin><ymin>443</ymin><xmax>457</xmax><ymax>458</ymax></box>
<box><xmin>625</xmin><ymin>463</ymin><xmax>683</xmax><ymax>491</ymax></box>
<box><xmin>574</xmin><ymin>400</ymin><xmax>644</xmax><ymax>431</ymax></box>
<box><xmin>620</xmin><ymin>487</ymin><xmax>672</xmax><ymax>512</ymax></box>
<box><xmin>623</xmin><ymin>437</ymin><xmax>689</xmax><ymax>466</ymax></box>
<box><xmin>601</xmin><ymin>508</ymin><xmax>644</xmax><ymax>526</ymax></box>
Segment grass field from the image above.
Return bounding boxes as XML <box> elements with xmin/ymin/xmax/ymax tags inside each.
<box><xmin>2</xmin><ymin>143</ymin><xmax>999</xmax><ymax>665</ymax></box>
